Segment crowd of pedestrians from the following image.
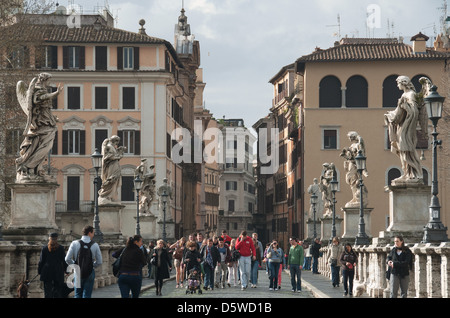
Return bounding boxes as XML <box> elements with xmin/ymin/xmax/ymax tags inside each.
<box><xmin>35</xmin><ymin>224</ymin><xmax>412</xmax><ymax>298</ymax></box>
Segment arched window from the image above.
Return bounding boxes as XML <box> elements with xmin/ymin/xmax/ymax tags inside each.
<box><xmin>382</xmin><ymin>75</ymin><xmax>402</xmax><ymax>107</ymax></box>
<box><xmin>319</xmin><ymin>76</ymin><xmax>341</xmax><ymax>108</ymax></box>
<box><xmin>411</xmin><ymin>74</ymin><xmax>432</xmax><ymax>93</ymax></box>
<box><xmin>387</xmin><ymin>168</ymin><xmax>401</xmax><ymax>186</ymax></box>
<box><xmin>346</xmin><ymin>75</ymin><xmax>368</xmax><ymax>107</ymax></box>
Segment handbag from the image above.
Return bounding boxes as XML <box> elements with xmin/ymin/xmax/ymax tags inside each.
<box><xmin>112</xmin><ymin>248</ymin><xmax>126</xmax><ymax>277</ymax></box>
<box><xmin>386</xmin><ymin>267</ymin><xmax>391</xmax><ymax>280</ymax></box>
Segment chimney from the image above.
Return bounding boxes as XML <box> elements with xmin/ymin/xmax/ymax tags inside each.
<box><xmin>410</xmin><ymin>32</ymin><xmax>429</xmax><ymax>53</ymax></box>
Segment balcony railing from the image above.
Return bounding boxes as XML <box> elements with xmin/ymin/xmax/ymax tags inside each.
<box><xmin>56</xmin><ymin>200</ymin><xmax>94</xmax><ymax>213</ymax></box>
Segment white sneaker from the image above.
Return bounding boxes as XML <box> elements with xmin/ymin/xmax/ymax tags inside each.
<box><xmin>269</xmin><ymin>288</ymin><xmax>273</xmax><ymax>291</ymax></box>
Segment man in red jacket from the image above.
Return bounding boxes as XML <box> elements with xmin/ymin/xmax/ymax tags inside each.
<box><xmin>235</xmin><ymin>231</ymin><xmax>256</xmax><ymax>290</ymax></box>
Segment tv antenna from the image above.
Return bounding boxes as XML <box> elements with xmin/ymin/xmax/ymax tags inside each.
<box><xmin>326</xmin><ymin>14</ymin><xmax>341</xmax><ymax>38</ymax></box>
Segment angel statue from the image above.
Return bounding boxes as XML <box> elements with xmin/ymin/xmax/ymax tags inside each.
<box><xmin>384</xmin><ymin>75</ymin><xmax>429</xmax><ymax>185</ymax></box>
<box><xmin>15</xmin><ymin>73</ymin><xmax>62</xmax><ymax>183</ymax></box>
<box><xmin>157</xmin><ymin>178</ymin><xmax>173</xmax><ymax>217</ymax></box>
<box><xmin>340</xmin><ymin>131</ymin><xmax>368</xmax><ymax>208</ymax></box>
<box><xmin>318</xmin><ymin>163</ymin><xmax>336</xmax><ymax>217</ymax></box>
<box><xmin>134</xmin><ymin>159</ymin><xmax>156</xmax><ymax>215</ymax></box>
<box><xmin>98</xmin><ymin>135</ymin><xmax>126</xmax><ymax>205</ymax></box>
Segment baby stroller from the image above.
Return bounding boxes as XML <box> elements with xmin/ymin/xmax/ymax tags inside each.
<box><xmin>186</xmin><ymin>267</ymin><xmax>202</xmax><ymax>294</ymax></box>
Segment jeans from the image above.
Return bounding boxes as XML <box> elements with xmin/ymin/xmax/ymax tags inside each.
<box><xmin>228</xmin><ymin>262</ymin><xmax>238</xmax><ymax>286</ymax></box>
<box><xmin>289</xmin><ymin>264</ymin><xmax>302</xmax><ymax>291</ymax></box>
<box><xmin>390</xmin><ymin>274</ymin><xmax>410</xmax><ymax>298</ymax></box>
<box><xmin>251</xmin><ymin>260</ymin><xmax>259</xmax><ymax>286</ymax></box>
<box><xmin>43</xmin><ymin>280</ymin><xmax>63</xmax><ymax>298</ymax></box>
<box><xmin>238</xmin><ymin>256</ymin><xmax>252</xmax><ymax>288</ymax></box>
<box><xmin>118</xmin><ymin>274</ymin><xmax>142</xmax><ymax>298</ymax></box>
<box><xmin>215</xmin><ymin>262</ymin><xmax>228</xmax><ymax>286</ymax></box>
<box><xmin>330</xmin><ymin>265</ymin><xmax>340</xmax><ymax>286</ymax></box>
<box><xmin>312</xmin><ymin>257</ymin><xmax>319</xmax><ymax>273</ymax></box>
<box><xmin>303</xmin><ymin>257</ymin><xmax>311</xmax><ymax>270</ymax></box>
<box><xmin>74</xmin><ymin>270</ymin><xmax>95</xmax><ymax>298</ymax></box>
<box><xmin>268</xmin><ymin>262</ymin><xmax>281</xmax><ymax>289</ymax></box>
<box><xmin>203</xmin><ymin>264</ymin><xmax>215</xmax><ymax>289</ymax></box>
<box><xmin>342</xmin><ymin>269</ymin><xmax>354</xmax><ymax>294</ymax></box>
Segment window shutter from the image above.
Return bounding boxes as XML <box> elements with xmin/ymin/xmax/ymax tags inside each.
<box><xmin>133</xmin><ymin>47</ymin><xmax>139</xmax><ymax>70</ymax></box>
<box><xmin>134</xmin><ymin>130</ymin><xmax>140</xmax><ymax>155</ymax></box>
<box><xmin>117</xmin><ymin>47</ymin><xmax>123</xmax><ymax>70</ymax></box>
<box><xmin>35</xmin><ymin>46</ymin><xmax>43</xmax><ymax>69</ymax></box>
<box><xmin>62</xmin><ymin>130</ymin><xmax>68</xmax><ymax>154</ymax></box>
<box><xmin>79</xmin><ymin>46</ymin><xmax>85</xmax><ymax>69</ymax></box>
<box><xmin>95</xmin><ymin>46</ymin><xmax>107</xmax><ymax>70</ymax></box>
<box><xmin>63</xmin><ymin>46</ymin><xmax>68</xmax><ymax>69</ymax></box>
<box><xmin>51</xmin><ymin>46</ymin><xmax>58</xmax><ymax>69</ymax></box>
<box><xmin>79</xmin><ymin>130</ymin><xmax>86</xmax><ymax>155</ymax></box>
<box><xmin>51</xmin><ymin>131</ymin><xmax>58</xmax><ymax>155</ymax></box>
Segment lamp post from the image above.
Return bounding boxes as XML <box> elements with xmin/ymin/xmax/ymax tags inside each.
<box><xmin>134</xmin><ymin>175</ymin><xmax>143</xmax><ymax>236</ymax></box>
<box><xmin>161</xmin><ymin>189</ymin><xmax>168</xmax><ymax>243</ymax></box>
<box><xmin>329</xmin><ymin>175</ymin><xmax>338</xmax><ymax>244</ymax></box>
<box><xmin>310</xmin><ymin>193</ymin><xmax>318</xmax><ymax>239</ymax></box>
<box><xmin>422</xmin><ymin>85</ymin><xmax>448</xmax><ymax>243</ymax></box>
<box><xmin>355</xmin><ymin>149</ymin><xmax>370</xmax><ymax>246</ymax></box>
<box><xmin>91</xmin><ymin>148</ymin><xmax>103</xmax><ymax>243</ymax></box>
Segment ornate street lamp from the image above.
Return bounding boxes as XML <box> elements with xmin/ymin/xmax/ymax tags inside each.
<box><xmin>310</xmin><ymin>193</ymin><xmax>318</xmax><ymax>239</ymax></box>
<box><xmin>422</xmin><ymin>85</ymin><xmax>448</xmax><ymax>243</ymax></box>
<box><xmin>158</xmin><ymin>179</ymin><xmax>171</xmax><ymax>243</ymax></box>
<box><xmin>329</xmin><ymin>175</ymin><xmax>339</xmax><ymax>244</ymax></box>
<box><xmin>91</xmin><ymin>148</ymin><xmax>103</xmax><ymax>243</ymax></box>
<box><xmin>355</xmin><ymin>149</ymin><xmax>370</xmax><ymax>245</ymax></box>
<box><xmin>134</xmin><ymin>175</ymin><xmax>143</xmax><ymax>236</ymax></box>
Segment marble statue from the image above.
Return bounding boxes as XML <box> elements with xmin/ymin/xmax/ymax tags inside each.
<box><xmin>307</xmin><ymin>178</ymin><xmax>323</xmax><ymax>218</ymax></box>
<box><xmin>318</xmin><ymin>163</ymin><xmax>336</xmax><ymax>217</ymax></box>
<box><xmin>15</xmin><ymin>73</ymin><xmax>61</xmax><ymax>182</ymax></box>
<box><xmin>135</xmin><ymin>159</ymin><xmax>156</xmax><ymax>215</ymax></box>
<box><xmin>98</xmin><ymin>135</ymin><xmax>126</xmax><ymax>205</ymax></box>
<box><xmin>384</xmin><ymin>75</ymin><xmax>429</xmax><ymax>184</ymax></box>
<box><xmin>340</xmin><ymin>131</ymin><xmax>368</xmax><ymax>207</ymax></box>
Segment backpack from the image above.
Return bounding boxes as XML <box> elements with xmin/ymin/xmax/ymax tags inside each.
<box><xmin>76</xmin><ymin>240</ymin><xmax>94</xmax><ymax>279</ymax></box>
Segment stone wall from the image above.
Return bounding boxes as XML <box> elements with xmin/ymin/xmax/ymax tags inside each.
<box><xmin>318</xmin><ymin>242</ymin><xmax>450</xmax><ymax>298</ymax></box>
<box><xmin>0</xmin><ymin>240</ymin><xmax>128</xmax><ymax>298</ymax></box>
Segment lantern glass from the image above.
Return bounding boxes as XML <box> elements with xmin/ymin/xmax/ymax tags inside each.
<box><xmin>91</xmin><ymin>148</ymin><xmax>102</xmax><ymax>169</ymax></box>
<box><xmin>311</xmin><ymin>193</ymin><xmax>318</xmax><ymax>205</ymax></box>
<box><xmin>330</xmin><ymin>177</ymin><xmax>339</xmax><ymax>193</ymax></box>
<box><xmin>355</xmin><ymin>150</ymin><xmax>366</xmax><ymax>172</ymax></box>
<box><xmin>424</xmin><ymin>85</ymin><xmax>444</xmax><ymax>120</ymax></box>
<box><xmin>134</xmin><ymin>176</ymin><xmax>143</xmax><ymax>191</ymax></box>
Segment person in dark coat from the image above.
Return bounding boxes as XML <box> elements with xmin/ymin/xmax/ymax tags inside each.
<box><xmin>38</xmin><ymin>233</ymin><xmax>67</xmax><ymax>298</ymax></box>
<box><xmin>340</xmin><ymin>243</ymin><xmax>357</xmax><ymax>296</ymax></box>
<box><xmin>310</xmin><ymin>238</ymin><xmax>321</xmax><ymax>274</ymax></box>
<box><xmin>387</xmin><ymin>235</ymin><xmax>413</xmax><ymax>298</ymax></box>
<box><xmin>200</xmin><ymin>238</ymin><xmax>221</xmax><ymax>290</ymax></box>
<box><xmin>152</xmin><ymin>239</ymin><xmax>172</xmax><ymax>296</ymax></box>
<box><xmin>112</xmin><ymin>235</ymin><xmax>148</xmax><ymax>298</ymax></box>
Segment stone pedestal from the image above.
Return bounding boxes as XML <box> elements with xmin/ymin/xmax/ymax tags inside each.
<box><xmin>4</xmin><ymin>182</ymin><xmax>59</xmax><ymax>241</ymax></box>
<box><xmin>378</xmin><ymin>183</ymin><xmax>431</xmax><ymax>243</ymax></box>
<box><xmin>137</xmin><ymin>214</ymin><xmax>158</xmax><ymax>240</ymax></box>
<box><xmin>98</xmin><ymin>203</ymin><xmax>125</xmax><ymax>243</ymax></box>
<box><xmin>320</xmin><ymin>215</ymin><xmax>343</xmax><ymax>242</ymax></box>
<box><xmin>341</xmin><ymin>206</ymin><xmax>373</xmax><ymax>239</ymax></box>
<box><xmin>306</xmin><ymin>218</ymin><xmax>321</xmax><ymax>240</ymax></box>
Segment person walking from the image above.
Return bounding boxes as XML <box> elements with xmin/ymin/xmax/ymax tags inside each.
<box><xmin>151</xmin><ymin>239</ymin><xmax>172</xmax><ymax>296</ymax></box>
<box><xmin>387</xmin><ymin>235</ymin><xmax>413</xmax><ymax>298</ymax></box>
<box><xmin>328</xmin><ymin>237</ymin><xmax>344</xmax><ymax>288</ymax></box>
<box><xmin>112</xmin><ymin>235</ymin><xmax>147</xmax><ymax>298</ymax></box>
<box><xmin>183</xmin><ymin>241</ymin><xmax>203</xmax><ymax>273</ymax></box>
<box><xmin>221</xmin><ymin>230</ymin><xmax>232</xmax><ymax>245</ymax></box>
<box><xmin>287</xmin><ymin>237</ymin><xmax>304</xmax><ymax>293</ymax></box>
<box><xmin>200</xmin><ymin>238</ymin><xmax>220</xmax><ymax>290</ymax></box>
<box><xmin>340</xmin><ymin>243</ymin><xmax>357</xmax><ymax>296</ymax></box>
<box><xmin>310</xmin><ymin>238</ymin><xmax>321</xmax><ymax>274</ymax></box>
<box><xmin>215</xmin><ymin>237</ymin><xmax>231</xmax><ymax>288</ymax></box>
<box><xmin>266</xmin><ymin>240</ymin><xmax>284</xmax><ymax>291</ymax></box>
<box><xmin>170</xmin><ymin>237</ymin><xmax>186</xmax><ymax>288</ymax></box>
<box><xmin>227</xmin><ymin>239</ymin><xmax>239</xmax><ymax>287</ymax></box>
<box><xmin>250</xmin><ymin>237</ymin><xmax>262</xmax><ymax>288</ymax></box>
<box><xmin>38</xmin><ymin>233</ymin><xmax>67</xmax><ymax>298</ymax></box>
<box><xmin>235</xmin><ymin>231</ymin><xmax>256</xmax><ymax>290</ymax></box>
<box><xmin>65</xmin><ymin>225</ymin><xmax>102</xmax><ymax>298</ymax></box>
<box><xmin>303</xmin><ymin>242</ymin><xmax>311</xmax><ymax>270</ymax></box>
<box><xmin>147</xmin><ymin>241</ymin><xmax>155</xmax><ymax>279</ymax></box>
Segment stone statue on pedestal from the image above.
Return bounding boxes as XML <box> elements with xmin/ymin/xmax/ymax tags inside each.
<box><xmin>384</xmin><ymin>75</ymin><xmax>429</xmax><ymax>185</ymax></box>
<box><xmin>340</xmin><ymin>131</ymin><xmax>368</xmax><ymax>207</ymax></box>
<box><xmin>134</xmin><ymin>159</ymin><xmax>156</xmax><ymax>215</ymax></box>
<box><xmin>98</xmin><ymin>135</ymin><xmax>126</xmax><ymax>205</ymax></box>
<box><xmin>15</xmin><ymin>73</ymin><xmax>61</xmax><ymax>183</ymax></box>
<box><xmin>319</xmin><ymin>163</ymin><xmax>336</xmax><ymax>217</ymax></box>
<box><xmin>307</xmin><ymin>178</ymin><xmax>323</xmax><ymax>218</ymax></box>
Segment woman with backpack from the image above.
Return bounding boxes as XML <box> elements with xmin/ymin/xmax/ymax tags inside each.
<box><xmin>387</xmin><ymin>235</ymin><xmax>413</xmax><ymax>298</ymax></box>
<box><xmin>112</xmin><ymin>235</ymin><xmax>147</xmax><ymax>298</ymax></box>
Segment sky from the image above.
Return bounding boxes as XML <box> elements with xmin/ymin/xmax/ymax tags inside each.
<box><xmin>59</xmin><ymin>0</ymin><xmax>447</xmax><ymax>133</ymax></box>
